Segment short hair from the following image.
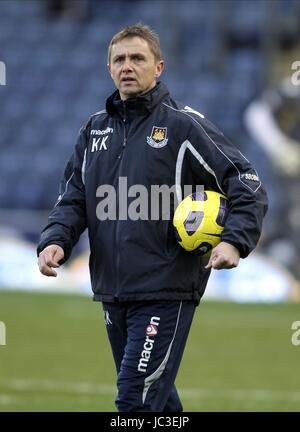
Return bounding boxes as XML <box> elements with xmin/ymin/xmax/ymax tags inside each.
<box><xmin>107</xmin><ymin>23</ymin><xmax>162</xmax><ymax>64</ymax></box>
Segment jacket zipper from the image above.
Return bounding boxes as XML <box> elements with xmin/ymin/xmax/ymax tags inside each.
<box><xmin>115</xmin><ymin>105</ymin><xmax>128</xmax><ymax>298</ymax></box>
<box><xmin>118</xmin><ymin>117</ymin><xmax>127</xmax><ymax>159</ymax></box>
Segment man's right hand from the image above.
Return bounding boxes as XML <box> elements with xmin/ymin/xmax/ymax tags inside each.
<box><xmin>38</xmin><ymin>245</ymin><xmax>65</xmax><ymax>277</ymax></box>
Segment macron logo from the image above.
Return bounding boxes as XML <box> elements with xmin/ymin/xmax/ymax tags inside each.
<box><xmin>138</xmin><ymin>316</ymin><xmax>160</xmax><ymax>373</ymax></box>
<box><xmin>90</xmin><ymin>127</ymin><xmax>113</xmax><ymax>136</ymax></box>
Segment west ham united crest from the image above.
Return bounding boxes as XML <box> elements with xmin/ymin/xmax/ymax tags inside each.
<box><xmin>147</xmin><ymin>126</ymin><xmax>168</xmax><ymax>148</ymax></box>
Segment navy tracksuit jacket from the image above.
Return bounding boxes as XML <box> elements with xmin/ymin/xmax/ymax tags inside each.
<box><xmin>37</xmin><ymin>82</ymin><xmax>268</xmax><ymax>411</ymax></box>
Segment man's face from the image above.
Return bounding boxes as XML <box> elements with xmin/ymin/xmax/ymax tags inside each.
<box><xmin>108</xmin><ymin>36</ymin><xmax>164</xmax><ymax>100</ymax></box>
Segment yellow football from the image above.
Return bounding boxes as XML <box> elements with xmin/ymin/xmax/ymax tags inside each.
<box><xmin>173</xmin><ymin>190</ymin><xmax>228</xmax><ymax>256</ymax></box>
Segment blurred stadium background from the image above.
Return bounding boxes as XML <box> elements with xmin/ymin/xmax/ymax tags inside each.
<box><xmin>1</xmin><ymin>0</ymin><xmax>300</xmax><ymax>412</ymax></box>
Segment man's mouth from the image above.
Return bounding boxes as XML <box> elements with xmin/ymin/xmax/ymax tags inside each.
<box><xmin>121</xmin><ymin>77</ymin><xmax>136</xmax><ymax>83</ymax></box>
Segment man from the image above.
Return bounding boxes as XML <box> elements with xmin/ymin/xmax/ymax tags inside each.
<box><xmin>37</xmin><ymin>24</ymin><xmax>268</xmax><ymax>412</ymax></box>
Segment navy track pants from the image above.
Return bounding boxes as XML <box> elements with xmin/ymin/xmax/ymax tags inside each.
<box><xmin>102</xmin><ymin>300</ymin><xmax>196</xmax><ymax>412</ymax></box>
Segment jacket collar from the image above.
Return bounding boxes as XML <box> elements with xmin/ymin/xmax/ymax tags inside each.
<box><xmin>106</xmin><ymin>81</ymin><xmax>169</xmax><ymax>118</ymax></box>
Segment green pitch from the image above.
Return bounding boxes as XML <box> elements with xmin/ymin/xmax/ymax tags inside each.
<box><xmin>0</xmin><ymin>291</ymin><xmax>299</xmax><ymax>411</ymax></box>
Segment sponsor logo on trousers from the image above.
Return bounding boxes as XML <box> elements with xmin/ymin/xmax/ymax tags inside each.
<box><xmin>138</xmin><ymin>316</ymin><xmax>160</xmax><ymax>373</ymax></box>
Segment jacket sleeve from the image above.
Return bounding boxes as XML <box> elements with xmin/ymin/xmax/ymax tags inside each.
<box><xmin>37</xmin><ymin>123</ymin><xmax>89</xmax><ymax>262</ymax></box>
<box><xmin>187</xmin><ymin>115</ymin><xmax>268</xmax><ymax>258</ymax></box>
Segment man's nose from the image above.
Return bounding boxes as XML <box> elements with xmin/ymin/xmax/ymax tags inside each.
<box><xmin>122</xmin><ymin>57</ymin><xmax>133</xmax><ymax>72</ymax></box>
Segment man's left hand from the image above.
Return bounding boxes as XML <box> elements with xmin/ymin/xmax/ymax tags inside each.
<box><xmin>205</xmin><ymin>241</ymin><xmax>240</xmax><ymax>270</ymax></box>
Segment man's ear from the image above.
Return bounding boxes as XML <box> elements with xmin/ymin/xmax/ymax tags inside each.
<box><xmin>107</xmin><ymin>63</ymin><xmax>111</xmax><ymax>76</ymax></box>
<box><xmin>155</xmin><ymin>60</ymin><xmax>165</xmax><ymax>79</ymax></box>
